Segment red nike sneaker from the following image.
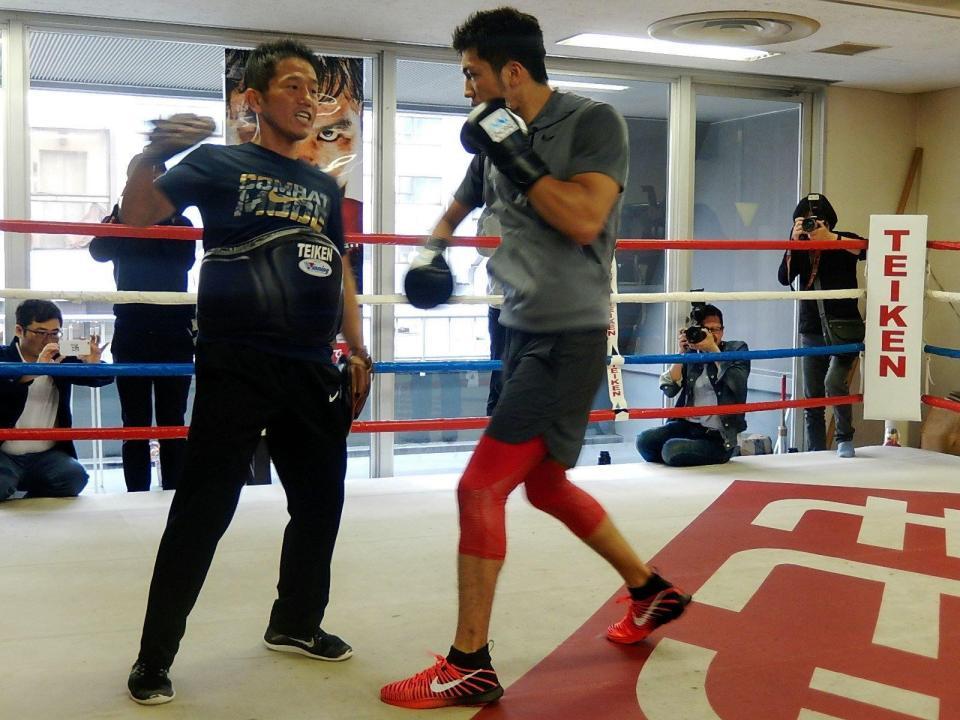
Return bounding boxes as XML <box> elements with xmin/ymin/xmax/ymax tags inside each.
<box><xmin>606</xmin><ymin>584</ymin><xmax>692</xmax><ymax>644</ymax></box>
<box><xmin>380</xmin><ymin>654</ymin><xmax>504</xmax><ymax>709</ymax></box>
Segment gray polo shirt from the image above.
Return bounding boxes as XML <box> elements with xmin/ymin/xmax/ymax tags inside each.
<box><xmin>454</xmin><ymin>155</ymin><xmax>503</xmax><ymax>295</ymax></box>
<box><xmin>484</xmin><ymin>91</ymin><xmax>629</xmax><ymax>333</ymax></box>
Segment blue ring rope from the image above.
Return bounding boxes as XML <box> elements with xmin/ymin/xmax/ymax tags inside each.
<box><xmin>925</xmin><ymin>344</ymin><xmax>960</xmax><ymax>359</ymax></box>
<box><xmin>0</xmin><ymin>343</ymin><xmax>864</xmax><ymax>377</ymax></box>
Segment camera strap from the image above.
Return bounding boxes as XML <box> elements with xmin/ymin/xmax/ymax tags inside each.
<box><xmin>803</xmin><ymin>250</ymin><xmax>822</xmax><ymax>289</ymax></box>
<box><xmin>812</xmin><ymin>274</ymin><xmax>831</xmax><ymax>338</ymax></box>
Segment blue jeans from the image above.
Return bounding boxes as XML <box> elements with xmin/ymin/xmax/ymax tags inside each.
<box><xmin>636</xmin><ymin>419</ymin><xmax>733</xmax><ymax>467</ymax></box>
<box><xmin>800</xmin><ymin>333</ymin><xmax>857</xmax><ymax>449</ymax></box>
<box><xmin>0</xmin><ymin>448</ymin><xmax>88</xmax><ymax>501</ymax></box>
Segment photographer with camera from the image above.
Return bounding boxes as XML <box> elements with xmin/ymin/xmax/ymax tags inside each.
<box><xmin>778</xmin><ymin>193</ymin><xmax>865</xmax><ymax>458</ymax></box>
<box><xmin>0</xmin><ymin>300</ymin><xmax>113</xmax><ymax>501</ymax></box>
<box><xmin>636</xmin><ymin>303</ymin><xmax>749</xmax><ymax>467</ymax></box>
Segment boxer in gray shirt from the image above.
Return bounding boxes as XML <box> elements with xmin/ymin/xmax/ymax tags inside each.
<box><xmin>383</xmin><ymin>7</ymin><xmax>691</xmax><ymax>710</ymax></box>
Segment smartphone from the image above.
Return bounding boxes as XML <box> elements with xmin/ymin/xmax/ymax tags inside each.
<box><xmin>61</xmin><ymin>339</ymin><xmax>91</xmax><ymax>357</ymax></box>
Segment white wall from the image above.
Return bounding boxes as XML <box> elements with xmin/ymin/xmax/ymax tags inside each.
<box><xmin>824</xmin><ymin>86</ymin><xmax>960</xmax><ymax>447</ymax></box>
<box><xmin>917</xmin><ymin>87</ymin><xmax>960</xmax><ymax>408</ymax></box>
<box><xmin>824</xmin><ymin>87</ymin><xmax>920</xmax><ymax>231</ymax></box>
<box><xmin>823</xmin><ymin>87</ymin><xmax>920</xmax><ymax>445</ymax></box>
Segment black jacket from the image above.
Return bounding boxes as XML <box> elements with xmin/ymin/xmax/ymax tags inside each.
<box><xmin>778</xmin><ymin>231</ymin><xmax>866</xmax><ymax>335</ymax></box>
<box><xmin>0</xmin><ymin>340</ymin><xmax>114</xmax><ymax>458</ymax></box>
<box><xmin>89</xmin><ymin>204</ymin><xmax>196</xmax><ymax>330</ymax></box>
<box><xmin>660</xmin><ymin>339</ymin><xmax>750</xmax><ymax>450</ymax></box>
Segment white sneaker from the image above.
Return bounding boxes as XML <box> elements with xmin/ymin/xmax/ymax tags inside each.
<box><xmin>837</xmin><ymin>441</ymin><xmax>855</xmax><ymax>458</ymax></box>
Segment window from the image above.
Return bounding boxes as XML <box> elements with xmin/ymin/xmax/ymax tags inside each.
<box><xmin>30</xmin><ymin>128</ymin><xmax>110</xmax><ymax>249</ymax></box>
<box><xmin>397</xmin><ymin>114</ymin><xmax>442</xmax><ymax>142</ymax></box>
<box><xmin>0</xmin><ymin>28</ymin><xmax>5</xmax><ymax>343</ymax></box>
<box><xmin>396</xmin><ymin>175</ymin><xmax>442</xmax><ymax>205</ymax></box>
<box><xmin>24</xmin><ymin>30</ymin><xmax>377</xmax><ymax>483</ymax></box>
<box><xmin>691</xmin><ymin>91</ymin><xmax>803</xmax><ymax>443</ymax></box>
<box><xmin>390</xmin><ymin>60</ymin><xmax>673</xmax><ymax>473</ymax></box>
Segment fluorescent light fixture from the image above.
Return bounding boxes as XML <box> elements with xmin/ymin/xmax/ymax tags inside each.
<box><xmin>558</xmin><ymin>33</ymin><xmax>776</xmax><ymax>62</ymax></box>
<box><xmin>549</xmin><ymin>79</ymin><xmax>629</xmax><ymax>92</ymax></box>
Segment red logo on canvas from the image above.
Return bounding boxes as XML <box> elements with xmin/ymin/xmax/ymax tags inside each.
<box><xmin>476</xmin><ymin>481</ymin><xmax>960</xmax><ymax>719</ymax></box>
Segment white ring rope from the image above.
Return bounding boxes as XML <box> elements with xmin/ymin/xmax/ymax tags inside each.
<box><xmin>0</xmin><ymin>288</ymin><xmax>197</xmax><ymax>305</ymax></box>
<box><xmin>926</xmin><ymin>289</ymin><xmax>960</xmax><ymax>304</ymax></box>
<box><xmin>0</xmin><ymin>288</ymin><xmax>866</xmax><ymax>306</ymax></box>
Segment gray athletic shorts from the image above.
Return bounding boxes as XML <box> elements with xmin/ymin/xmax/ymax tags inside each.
<box><xmin>486</xmin><ymin>327</ymin><xmax>606</xmax><ymax>468</ymax></box>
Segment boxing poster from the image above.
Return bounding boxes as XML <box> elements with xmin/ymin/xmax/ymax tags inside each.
<box><xmin>225</xmin><ymin>49</ymin><xmax>364</xmax><ymax>291</ymax></box>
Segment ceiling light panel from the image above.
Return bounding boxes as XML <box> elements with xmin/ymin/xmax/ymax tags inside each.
<box><xmin>558</xmin><ymin>34</ymin><xmax>776</xmax><ymax>62</ymax></box>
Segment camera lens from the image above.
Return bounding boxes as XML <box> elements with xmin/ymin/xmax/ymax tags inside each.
<box><xmin>685</xmin><ymin>326</ymin><xmax>707</xmax><ymax>344</ymax></box>
<box><xmin>801</xmin><ymin>217</ymin><xmax>817</xmax><ymax>232</ymax></box>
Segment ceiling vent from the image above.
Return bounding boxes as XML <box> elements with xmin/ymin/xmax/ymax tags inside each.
<box><xmin>813</xmin><ymin>42</ymin><xmax>887</xmax><ymax>56</ymax></box>
<box><xmin>648</xmin><ymin>11</ymin><xmax>820</xmax><ymax>46</ymax></box>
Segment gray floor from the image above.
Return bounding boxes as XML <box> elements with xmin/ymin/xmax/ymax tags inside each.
<box><xmin>1</xmin><ymin>447</ymin><xmax>956</xmax><ymax>719</ymax></box>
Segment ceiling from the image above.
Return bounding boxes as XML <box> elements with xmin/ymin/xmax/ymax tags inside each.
<box><xmin>5</xmin><ymin>0</ymin><xmax>960</xmax><ymax>94</ymax></box>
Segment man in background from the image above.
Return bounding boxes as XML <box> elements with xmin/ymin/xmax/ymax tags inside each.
<box><xmin>90</xmin><ymin>157</ymin><xmax>196</xmax><ymax>492</ymax></box>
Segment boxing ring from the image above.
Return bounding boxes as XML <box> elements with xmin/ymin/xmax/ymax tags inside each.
<box><xmin>0</xmin><ymin>218</ymin><xmax>959</xmax><ymax>720</ymax></box>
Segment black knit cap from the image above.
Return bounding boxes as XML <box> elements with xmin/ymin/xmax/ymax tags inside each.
<box><xmin>792</xmin><ymin>193</ymin><xmax>838</xmax><ymax>229</ymax></box>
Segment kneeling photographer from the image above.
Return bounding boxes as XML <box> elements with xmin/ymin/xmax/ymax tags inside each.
<box><xmin>636</xmin><ymin>303</ymin><xmax>750</xmax><ymax>467</ymax></box>
<box><xmin>778</xmin><ymin>193</ymin><xmax>866</xmax><ymax>458</ymax></box>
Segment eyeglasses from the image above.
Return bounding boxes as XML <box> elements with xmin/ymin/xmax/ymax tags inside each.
<box><xmin>25</xmin><ymin>328</ymin><xmax>63</xmax><ymax>339</ymax></box>
<box><xmin>704</xmin><ymin>326</ymin><xmax>724</xmax><ymax>333</ymax></box>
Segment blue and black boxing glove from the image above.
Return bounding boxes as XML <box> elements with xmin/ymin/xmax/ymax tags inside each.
<box><xmin>404</xmin><ymin>237</ymin><xmax>454</xmax><ymax>309</ymax></box>
<box><xmin>460</xmin><ymin>99</ymin><xmax>549</xmax><ymax>193</ymax></box>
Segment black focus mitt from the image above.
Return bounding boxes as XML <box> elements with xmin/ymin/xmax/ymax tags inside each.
<box><xmin>404</xmin><ymin>238</ymin><xmax>454</xmax><ymax>309</ymax></box>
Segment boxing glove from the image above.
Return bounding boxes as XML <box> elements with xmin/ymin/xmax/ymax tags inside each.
<box><xmin>460</xmin><ymin>99</ymin><xmax>548</xmax><ymax>193</ymax></box>
<box><xmin>404</xmin><ymin>237</ymin><xmax>454</xmax><ymax>309</ymax></box>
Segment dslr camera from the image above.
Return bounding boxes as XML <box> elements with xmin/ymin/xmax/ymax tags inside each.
<box><xmin>683</xmin><ymin>299</ymin><xmax>708</xmax><ymax>346</ymax></box>
<box><xmin>800</xmin><ymin>193</ymin><xmax>823</xmax><ymax>235</ymax></box>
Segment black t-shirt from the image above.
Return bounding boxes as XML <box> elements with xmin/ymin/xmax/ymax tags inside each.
<box><xmin>157</xmin><ymin>143</ymin><xmax>343</xmax><ymax>252</ymax></box>
<box><xmin>156</xmin><ymin>143</ymin><xmax>345</xmax><ymax>359</ymax></box>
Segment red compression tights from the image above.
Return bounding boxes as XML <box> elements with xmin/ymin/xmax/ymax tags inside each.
<box><xmin>457</xmin><ymin>435</ymin><xmax>607</xmax><ymax>560</ymax></box>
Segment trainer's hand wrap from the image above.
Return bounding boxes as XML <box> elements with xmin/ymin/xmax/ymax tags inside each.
<box><xmin>403</xmin><ymin>237</ymin><xmax>454</xmax><ymax>309</ymax></box>
<box><xmin>346</xmin><ymin>347</ymin><xmax>373</xmax><ymax>420</ymax></box>
<box><xmin>142</xmin><ymin>114</ymin><xmax>217</xmax><ymax>163</ymax></box>
<box><xmin>460</xmin><ymin>98</ymin><xmax>548</xmax><ymax>193</ymax></box>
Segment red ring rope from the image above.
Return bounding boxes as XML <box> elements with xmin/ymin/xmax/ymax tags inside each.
<box><xmin>921</xmin><ymin>394</ymin><xmax>960</xmax><ymax>413</ymax></box>
<box><xmin>1</xmin><ymin>219</ymin><xmax>882</xmax><ymax>251</ymax></box>
<box><xmin>0</xmin><ymin>395</ymin><xmax>862</xmax><ymax>441</ymax></box>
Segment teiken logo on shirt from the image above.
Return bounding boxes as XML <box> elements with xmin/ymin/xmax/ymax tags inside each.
<box><xmin>297</xmin><ymin>241</ymin><xmax>335</xmax><ymax>277</ymax></box>
<box><xmin>233</xmin><ymin>174</ymin><xmax>331</xmax><ymax>232</ymax></box>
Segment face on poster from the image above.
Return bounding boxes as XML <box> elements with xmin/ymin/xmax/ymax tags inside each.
<box><xmin>224</xmin><ymin>50</ymin><xmax>363</xmax><ymax>204</ymax></box>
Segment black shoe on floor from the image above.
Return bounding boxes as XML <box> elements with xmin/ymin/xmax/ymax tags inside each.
<box><xmin>263</xmin><ymin>627</ymin><xmax>353</xmax><ymax>661</ymax></box>
<box><xmin>128</xmin><ymin>660</ymin><xmax>175</xmax><ymax>705</ymax></box>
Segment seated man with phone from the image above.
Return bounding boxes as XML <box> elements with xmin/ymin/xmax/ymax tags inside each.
<box><xmin>0</xmin><ymin>299</ymin><xmax>113</xmax><ymax>500</ymax></box>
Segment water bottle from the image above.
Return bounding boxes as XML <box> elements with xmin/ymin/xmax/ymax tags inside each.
<box><xmin>150</xmin><ymin>439</ymin><xmax>162</xmax><ymax>489</ymax></box>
